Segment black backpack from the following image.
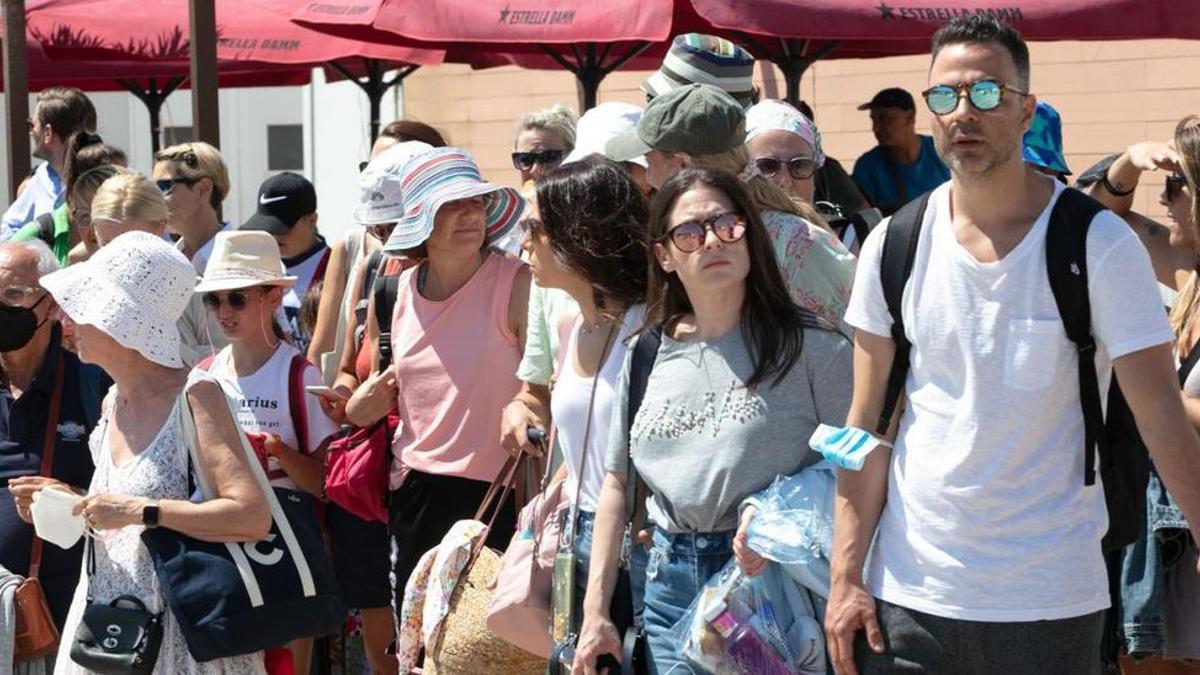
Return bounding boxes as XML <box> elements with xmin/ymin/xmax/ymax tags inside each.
<box><xmin>877</xmin><ymin>188</ymin><xmax>1149</xmax><ymax>551</ymax></box>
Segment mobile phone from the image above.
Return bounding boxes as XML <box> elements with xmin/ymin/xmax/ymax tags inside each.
<box><xmin>305</xmin><ymin>385</ymin><xmax>348</xmax><ymax>400</ymax></box>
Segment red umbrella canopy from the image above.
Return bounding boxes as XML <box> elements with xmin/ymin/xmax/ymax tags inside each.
<box><xmin>26</xmin><ymin>0</ymin><xmax>443</xmax><ymax>67</ymax></box>
<box><xmin>693</xmin><ymin>0</ymin><xmax>1200</xmax><ymax>48</ymax></box>
<box><xmin>292</xmin><ymin>0</ymin><xmax>717</xmax><ymax>108</ymax></box>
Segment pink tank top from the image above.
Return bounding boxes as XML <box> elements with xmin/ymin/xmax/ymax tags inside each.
<box><xmin>389</xmin><ymin>252</ymin><xmax>524</xmax><ymax>486</ymax></box>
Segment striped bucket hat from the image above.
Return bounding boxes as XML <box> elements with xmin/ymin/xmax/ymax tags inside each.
<box><xmin>642</xmin><ymin>33</ymin><xmax>756</xmax><ymax>109</ymax></box>
<box><xmin>383</xmin><ymin>147</ymin><xmax>524</xmax><ymax>252</ymax></box>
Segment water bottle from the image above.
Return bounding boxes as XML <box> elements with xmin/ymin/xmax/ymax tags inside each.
<box><xmin>704</xmin><ymin>601</ymin><xmax>794</xmax><ymax>675</ymax></box>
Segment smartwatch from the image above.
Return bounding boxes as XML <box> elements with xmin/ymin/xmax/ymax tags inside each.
<box><xmin>142</xmin><ymin>500</ymin><xmax>161</xmax><ymax>528</ymax></box>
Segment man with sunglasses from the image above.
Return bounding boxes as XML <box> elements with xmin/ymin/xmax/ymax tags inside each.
<box><xmin>1</xmin><ymin>87</ymin><xmax>97</xmax><ymax>239</ymax></box>
<box><xmin>852</xmin><ymin>88</ymin><xmax>950</xmax><ymax>217</ymax></box>
<box><xmin>831</xmin><ymin>15</ymin><xmax>1200</xmax><ymax>675</ymax></box>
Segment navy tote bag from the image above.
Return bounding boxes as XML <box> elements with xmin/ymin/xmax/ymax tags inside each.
<box><xmin>141</xmin><ymin>383</ymin><xmax>347</xmax><ymax>662</ymax></box>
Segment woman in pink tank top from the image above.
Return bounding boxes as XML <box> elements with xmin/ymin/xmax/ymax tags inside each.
<box><xmin>342</xmin><ymin>146</ymin><xmax>530</xmax><ymax>636</ymax></box>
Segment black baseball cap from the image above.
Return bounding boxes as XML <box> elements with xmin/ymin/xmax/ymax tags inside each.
<box><xmin>241</xmin><ymin>172</ymin><xmax>317</xmax><ymax>235</ymax></box>
<box><xmin>857</xmin><ymin>87</ymin><xmax>916</xmax><ymax>112</ymax></box>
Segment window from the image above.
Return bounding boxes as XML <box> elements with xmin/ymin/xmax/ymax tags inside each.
<box><xmin>267</xmin><ymin>124</ymin><xmax>304</xmax><ymax>171</ymax></box>
<box><xmin>162</xmin><ymin>126</ymin><xmax>194</xmax><ymax>146</ymax></box>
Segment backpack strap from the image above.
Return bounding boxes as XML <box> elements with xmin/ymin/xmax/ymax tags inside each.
<box><xmin>1044</xmin><ymin>188</ymin><xmax>1107</xmax><ymax>486</ymax></box>
<box><xmin>196</xmin><ymin>354</ymin><xmax>216</xmax><ymax>372</ymax></box>
<box><xmin>373</xmin><ymin>263</ymin><xmax>402</xmax><ymax>370</ymax></box>
<box><xmin>35</xmin><ymin>212</ymin><xmax>55</xmax><ymax>248</ymax></box>
<box><xmin>625</xmin><ymin>328</ymin><xmax>661</xmax><ymax>525</ymax></box>
<box><xmin>876</xmin><ymin>191</ymin><xmax>933</xmax><ymax>435</ymax></box>
<box><xmin>311</xmin><ymin>248</ymin><xmax>332</xmax><ymax>286</ymax></box>
<box><xmin>288</xmin><ymin>353</ymin><xmax>310</xmax><ymax>454</ymax></box>
<box><xmin>1180</xmin><ymin>338</ymin><xmax>1200</xmax><ymax>387</ymax></box>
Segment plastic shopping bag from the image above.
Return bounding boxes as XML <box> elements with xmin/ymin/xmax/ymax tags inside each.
<box><xmin>669</xmin><ymin>560</ymin><xmax>826</xmax><ymax>675</ymax></box>
<box><xmin>741</xmin><ymin>462</ymin><xmax>837</xmax><ymax>599</ymax></box>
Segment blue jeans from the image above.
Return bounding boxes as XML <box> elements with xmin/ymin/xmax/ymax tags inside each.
<box><xmin>570</xmin><ymin>510</ymin><xmax>649</xmax><ymax>633</ymax></box>
<box><xmin>642</xmin><ymin>528</ymin><xmax>735</xmax><ymax>675</ymax></box>
<box><xmin>1119</xmin><ymin>468</ymin><xmax>1193</xmax><ymax>657</ymax></box>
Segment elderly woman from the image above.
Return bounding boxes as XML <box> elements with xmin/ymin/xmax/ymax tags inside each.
<box><xmin>16</xmin><ymin>230</ymin><xmax>271</xmax><ymax>674</ymax></box>
<box><xmin>745</xmin><ymin>100</ymin><xmax>826</xmax><ymax>205</ymax></box>
<box><xmin>344</xmin><ymin>146</ymin><xmax>529</xmax><ymax>634</ymax></box>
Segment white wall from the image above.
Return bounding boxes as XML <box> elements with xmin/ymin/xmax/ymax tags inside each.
<box><xmin>0</xmin><ymin>67</ymin><xmax>405</xmax><ymax>246</ymax></box>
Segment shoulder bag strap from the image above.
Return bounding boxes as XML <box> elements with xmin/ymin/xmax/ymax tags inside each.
<box><xmin>1180</xmin><ymin>335</ymin><xmax>1200</xmax><ymax>387</ymax></box>
<box><xmin>312</xmin><ymin>248</ymin><xmax>333</xmax><ymax>285</ymax></box>
<box><xmin>561</xmin><ymin>324</ymin><xmax>618</xmax><ymax>541</ymax></box>
<box><xmin>288</xmin><ymin>354</ymin><xmax>310</xmax><ymax>454</ymax></box>
<box><xmin>29</xmin><ymin>352</ymin><xmax>65</xmax><ymax>580</ymax></box>
<box><xmin>1045</xmin><ymin>187</ymin><xmax>1106</xmax><ymax>486</ymax></box>
<box><xmin>875</xmin><ymin>191</ymin><xmax>932</xmax><ymax>435</ymax></box>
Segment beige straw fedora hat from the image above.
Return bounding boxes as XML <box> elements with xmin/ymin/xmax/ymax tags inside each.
<box><xmin>194</xmin><ymin>230</ymin><xmax>297</xmax><ymax>293</ymax></box>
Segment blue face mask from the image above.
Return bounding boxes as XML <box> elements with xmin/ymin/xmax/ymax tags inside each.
<box><xmin>809</xmin><ymin>424</ymin><xmax>891</xmax><ymax>471</ymax></box>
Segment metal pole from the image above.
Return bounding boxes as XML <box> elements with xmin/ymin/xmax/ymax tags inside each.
<box><xmin>3</xmin><ymin>0</ymin><xmax>30</xmax><ymax>201</ymax></box>
<box><xmin>188</xmin><ymin>0</ymin><xmax>220</xmax><ymax>147</ymax></box>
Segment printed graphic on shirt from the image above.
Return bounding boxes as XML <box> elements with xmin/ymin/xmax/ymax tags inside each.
<box><xmin>632</xmin><ymin>381</ymin><xmax>766</xmax><ymax>441</ymax></box>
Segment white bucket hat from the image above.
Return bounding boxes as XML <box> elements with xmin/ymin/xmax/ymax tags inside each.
<box><xmin>41</xmin><ymin>230</ymin><xmax>196</xmax><ymax>368</ymax></box>
<box><xmin>561</xmin><ymin>102</ymin><xmax>648</xmax><ymax>169</ymax></box>
<box><xmin>353</xmin><ymin>141</ymin><xmax>435</xmax><ymax>226</ymax></box>
<box><xmin>194</xmin><ymin>231</ymin><xmax>297</xmax><ymax>293</ymax></box>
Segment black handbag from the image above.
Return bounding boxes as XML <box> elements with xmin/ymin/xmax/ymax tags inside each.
<box><xmin>70</xmin><ymin>541</ymin><xmax>163</xmax><ymax>675</ymax></box>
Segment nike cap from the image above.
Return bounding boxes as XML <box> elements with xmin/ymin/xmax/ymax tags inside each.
<box><xmin>241</xmin><ymin>172</ymin><xmax>317</xmax><ymax>235</ymax></box>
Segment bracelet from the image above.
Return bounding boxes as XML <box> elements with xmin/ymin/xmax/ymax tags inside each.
<box><xmin>1101</xmin><ymin>171</ymin><xmax>1137</xmax><ymax>197</ymax></box>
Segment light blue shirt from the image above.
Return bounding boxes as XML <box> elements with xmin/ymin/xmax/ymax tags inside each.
<box><xmin>1</xmin><ymin>163</ymin><xmax>63</xmax><ymax>240</ymax></box>
<box><xmin>852</xmin><ymin>135</ymin><xmax>949</xmax><ymax>215</ymax></box>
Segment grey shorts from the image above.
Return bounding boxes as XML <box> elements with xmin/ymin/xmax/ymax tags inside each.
<box><xmin>854</xmin><ymin>598</ymin><xmax>1105</xmax><ymax>675</ymax></box>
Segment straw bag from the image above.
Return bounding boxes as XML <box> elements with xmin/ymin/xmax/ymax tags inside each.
<box><xmin>422</xmin><ymin>453</ymin><xmax>545</xmax><ymax>675</ymax></box>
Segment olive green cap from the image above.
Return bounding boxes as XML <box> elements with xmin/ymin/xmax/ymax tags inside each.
<box><xmin>605</xmin><ymin>83</ymin><xmax>746</xmax><ymax>161</ymax></box>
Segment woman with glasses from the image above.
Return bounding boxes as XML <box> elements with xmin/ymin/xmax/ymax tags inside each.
<box><xmin>1087</xmin><ymin>117</ymin><xmax>1200</xmax><ymax>675</ymax></box>
<box><xmin>573</xmin><ymin>168</ymin><xmax>853</xmax><ymax>674</ymax></box>
<box><xmin>152</xmin><ymin>142</ymin><xmax>232</xmax><ymax>275</ymax></box>
<box><xmin>745</xmin><ymin>100</ymin><xmax>825</xmax><ymax>205</ymax></box>
<box><xmin>513</xmin><ymin>104</ymin><xmax>577</xmax><ymax>186</ymax></box>
<box><xmin>192</xmin><ymin>230</ymin><xmax>338</xmax><ymax>675</ymax></box>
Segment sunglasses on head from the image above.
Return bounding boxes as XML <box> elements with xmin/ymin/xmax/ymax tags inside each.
<box><xmin>511</xmin><ymin>149</ymin><xmax>565</xmax><ymax>172</ymax></box>
<box><xmin>752</xmin><ymin>156</ymin><xmax>819</xmax><ymax>181</ymax></box>
<box><xmin>157</xmin><ymin>147</ymin><xmax>199</xmax><ymax>167</ymax></box>
<box><xmin>921</xmin><ymin>80</ymin><xmax>1027</xmax><ymax>116</ymax></box>
<box><xmin>202</xmin><ymin>290</ymin><xmax>255</xmax><ymax>311</ymax></box>
<box><xmin>1166</xmin><ymin>173</ymin><xmax>1189</xmax><ymax>202</ymax></box>
<box><xmin>156</xmin><ymin>176</ymin><xmax>199</xmax><ymax>195</ymax></box>
<box><xmin>664</xmin><ymin>212</ymin><xmax>747</xmax><ymax>253</ymax></box>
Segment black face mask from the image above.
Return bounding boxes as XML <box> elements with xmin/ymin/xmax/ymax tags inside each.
<box><xmin>0</xmin><ymin>293</ymin><xmax>49</xmax><ymax>352</ymax></box>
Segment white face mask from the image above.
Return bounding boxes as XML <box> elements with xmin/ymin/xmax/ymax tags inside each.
<box><xmin>30</xmin><ymin>487</ymin><xmax>85</xmax><ymax>550</ymax></box>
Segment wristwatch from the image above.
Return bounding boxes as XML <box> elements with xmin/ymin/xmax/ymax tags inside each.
<box><xmin>142</xmin><ymin>500</ymin><xmax>160</xmax><ymax>528</ymax></box>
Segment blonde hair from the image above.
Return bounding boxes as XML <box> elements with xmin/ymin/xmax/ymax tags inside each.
<box><xmin>690</xmin><ymin>145</ymin><xmax>834</xmax><ymax>233</ymax></box>
<box><xmin>91</xmin><ymin>173</ymin><xmax>168</xmax><ymax>225</ymax></box>
<box><xmin>514</xmin><ymin>104</ymin><xmax>578</xmax><ymax>151</ymax></box>
<box><xmin>154</xmin><ymin>141</ymin><xmax>230</xmax><ymax>214</ymax></box>
<box><xmin>1168</xmin><ymin>115</ymin><xmax>1200</xmax><ymax>350</ymax></box>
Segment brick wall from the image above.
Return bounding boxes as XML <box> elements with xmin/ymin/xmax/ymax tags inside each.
<box><xmin>403</xmin><ymin>39</ymin><xmax>1200</xmax><ymax>220</ymax></box>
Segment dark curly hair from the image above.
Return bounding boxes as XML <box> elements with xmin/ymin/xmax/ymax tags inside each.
<box><xmin>535</xmin><ymin>155</ymin><xmax>649</xmax><ymax>314</ymax></box>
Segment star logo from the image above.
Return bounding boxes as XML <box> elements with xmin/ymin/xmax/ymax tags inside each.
<box><xmin>878</xmin><ymin>2</ymin><xmax>896</xmax><ymax>18</ymax></box>
<box><xmin>499</xmin><ymin>5</ymin><xmax>511</xmax><ymax>23</ymax></box>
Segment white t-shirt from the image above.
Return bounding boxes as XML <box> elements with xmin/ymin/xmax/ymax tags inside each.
<box><xmin>844</xmin><ymin>180</ymin><xmax>1173</xmax><ymax>622</ymax></box>
<box><xmin>551</xmin><ymin>305</ymin><xmax>644</xmax><ymax>513</ymax></box>
<box><xmin>181</xmin><ymin>222</ymin><xmax>231</xmax><ymax>275</ymax></box>
<box><xmin>208</xmin><ymin>343</ymin><xmax>339</xmax><ymax>490</ymax></box>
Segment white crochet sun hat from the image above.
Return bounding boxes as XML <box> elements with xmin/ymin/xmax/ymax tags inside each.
<box><xmin>41</xmin><ymin>230</ymin><xmax>196</xmax><ymax>368</ymax></box>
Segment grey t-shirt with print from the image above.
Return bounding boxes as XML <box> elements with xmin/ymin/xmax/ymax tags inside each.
<box><xmin>604</xmin><ymin>324</ymin><xmax>853</xmax><ymax>533</ymax></box>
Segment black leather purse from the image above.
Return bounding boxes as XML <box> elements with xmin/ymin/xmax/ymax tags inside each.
<box><xmin>70</xmin><ymin>540</ymin><xmax>163</xmax><ymax>675</ymax></box>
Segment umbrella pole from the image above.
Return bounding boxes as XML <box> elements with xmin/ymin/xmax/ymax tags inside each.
<box><xmin>188</xmin><ymin>0</ymin><xmax>220</xmax><ymax>147</ymax></box>
<box><xmin>119</xmin><ymin>76</ymin><xmax>186</xmax><ymax>154</ymax></box>
<box><xmin>3</xmin><ymin>0</ymin><xmax>30</xmax><ymax>201</ymax></box>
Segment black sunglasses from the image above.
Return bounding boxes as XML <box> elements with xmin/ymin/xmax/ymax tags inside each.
<box><xmin>156</xmin><ymin>176</ymin><xmax>199</xmax><ymax>195</ymax></box>
<box><xmin>511</xmin><ymin>149</ymin><xmax>565</xmax><ymax>172</ymax></box>
<box><xmin>664</xmin><ymin>212</ymin><xmax>747</xmax><ymax>253</ymax></box>
<box><xmin>1166</xmin><ymin>173</ymin><xmax>1189</xmax><ymax>202</ymax></box>
<box><xmin>753</xmin><ymin>156</ymin><xmax>819</xmax><ymax>181</ymax></box>
<box><xmin>202</xmin><ymin>290</ymin><xmax>253</xmax><ymax>311</ymax></box>
<box><xmin>922</xmin><ymin>80</ymin><xmax>1027</xmax><ymax>116</ymax></box>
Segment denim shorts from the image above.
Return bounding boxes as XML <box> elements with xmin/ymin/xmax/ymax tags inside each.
<box><xmin>641</xmin><ymin>528</ymin><xmax>735</xmax><ymax>675</ymax></box>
